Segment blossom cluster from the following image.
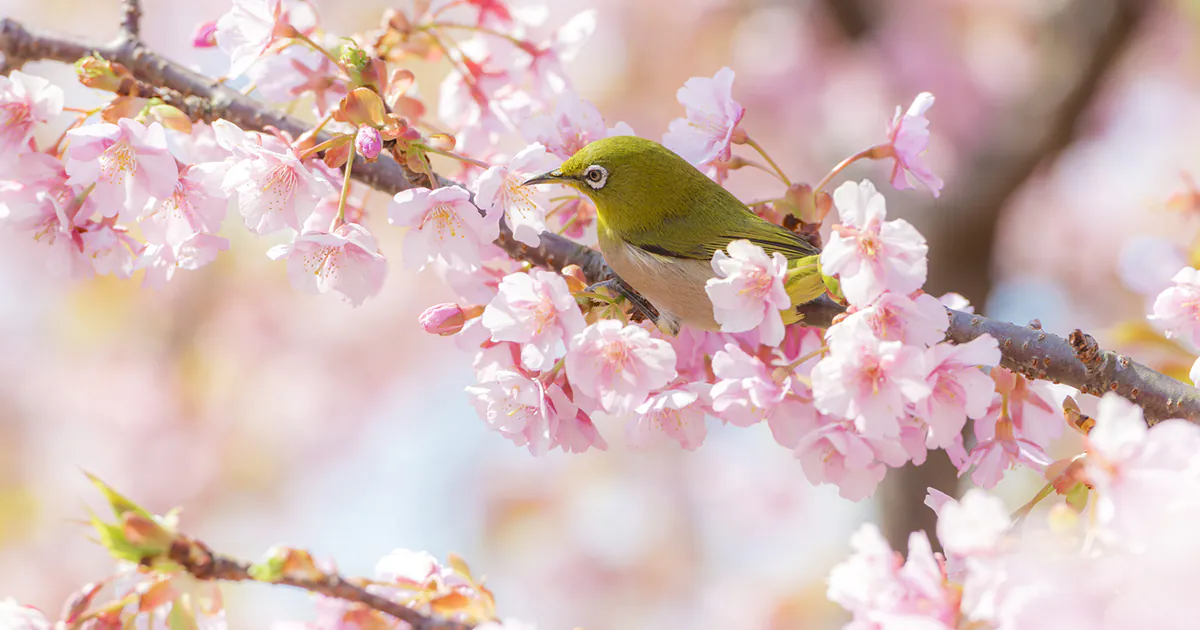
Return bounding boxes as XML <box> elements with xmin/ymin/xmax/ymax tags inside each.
<box><xmin>828</xmin><ymin>393</ymin><xmax>1200</xmax><ymax>629</ymax></box>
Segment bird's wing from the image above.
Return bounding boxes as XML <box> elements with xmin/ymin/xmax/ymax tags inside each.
<box><xmin>627</xmin><ymin>211</ymin><xmax>818</xmax><ymax>261</ymax></box>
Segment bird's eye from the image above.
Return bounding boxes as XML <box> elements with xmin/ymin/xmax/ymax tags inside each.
<box><xmin>583</xmin><ymin>165</ymin><xmax>608</xmax><ymax>190</ymax></box>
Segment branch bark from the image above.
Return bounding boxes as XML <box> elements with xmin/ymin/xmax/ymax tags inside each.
<box><xmin>2</xmin><ymin>14</ymin><xmax>1198</xmax><ymax>425</ymax></box>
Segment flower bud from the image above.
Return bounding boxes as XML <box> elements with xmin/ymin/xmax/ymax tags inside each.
<box><xmin>419</xmin><ymin>303</ymin><xmax>483</xmax><ymax>336</ymax></box>
<box><xmin>355</xmin><ymin>126</ymin><xmax>382</xmax><ymax>160</ymax></box>
<box><xmin>192</xmin><ymin>20</ymin><xmax>218</xmax><ymax>48</ymax></box>
<box><xmin>75</xmin><ymin>56</ymin><xmax>133</xmax><ymax>93</ymax></box>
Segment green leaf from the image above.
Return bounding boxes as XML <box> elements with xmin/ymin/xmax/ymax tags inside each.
<box><xmin>167</xmin><ymin>600</ymin><xmax>199</xmax><ymax>630</ymax></box>
<box><xmin>1065</xmin><ymin>482</ymin><xmax>1089</xmax><ymax>513</ymax></box>
<box><xmin>90</xmin><ymin>512</ymin><xmax>144</xmax><ymax>563</ymax></box>
<box><xmin>86</xmin><ymin>473</ymin><xmax>151</xmax><ymax>520</ymax></box>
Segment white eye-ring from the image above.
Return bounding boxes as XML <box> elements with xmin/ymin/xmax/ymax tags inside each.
<box><xmin>583</xmin><ymin>164</ymin><xmax>608</xmax><ymax>190</ymax></box>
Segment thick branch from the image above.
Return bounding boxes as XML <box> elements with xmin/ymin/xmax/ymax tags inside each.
<box><xmin>1</xmin><ymin>16</ymin><xmax>1197</xmax><ymax>424</ymax></box>
<box><xmin>169</xmin><ymin>536</ymin><xmax>473</xmax><ymax>630</ymax></box>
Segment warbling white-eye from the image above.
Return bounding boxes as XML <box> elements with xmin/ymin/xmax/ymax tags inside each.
<box><xmin>523</xmin><ymin>136</ymin><xmax>824</xmax><ymax>335</ymax></box>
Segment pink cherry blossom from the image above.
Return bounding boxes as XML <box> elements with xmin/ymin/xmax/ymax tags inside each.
<box><xmin>266</xmin><ymin>223</ymin><xmax>388</xmax><ymax>306</ymax></box>
<box><xmin>821</xmin><ymin>180</ymin><xmax>929</xmax><ymax>306</ymax></box>
<box><xmin>0</xmin><ymin>70</ymin><xmax>63</xmax><ymax>158</ymax></box>
<box><xmin>222</xmin><ymin>141</ymin><xmax>334</xmax><ymax>234</ymax></box>
<box><xmin>519</xmin><ymin>11</ymin><xmax>595</xmax><ymax>99</ymax></box>
<box><xmin>828</xmin><ymin>291</ymin><xmax>949</xmax><ymax>348</ymax></box>
<box><xmin>472</xmin><ymin>143</ymin><xmax>560</xmax><ymax>246</ymax></box>
<box><xmin>939</xmin><ymin>291</ymin><xmax>974</xmax><ymax>313</ymax></box>
<box><xmin>565</xmin><ymin>320</ymin><xmax>677</xmax><ymax>416</ymax></box>
<box><xmin>884</xmin><ymin>92</ymin><xmax>944</xmax><ymax>197</ymax></box>
<box><xmin>709</xmin><ymin>342</ymin><xmax>788</xmax><ymax>427</ymax></box>
<box><xmin>420</xmin><ymin>303</ymin><xmax>471</xmax><ymax>336</ymax></box>
<box><xmin>662</xmin><ymin>67</ymin><xmax>745</xmax><ymax>168</ymax></box>
<box><xmin>520</xmin><ymin>88</ymin><xmax>634</xmax><ymax>159</ymax></box>
<box><xmin>626</xmin><ymin>383</ymin><xmax>709</xmax><ymax>451</ymax></box>
<box><xmin>2</xmin><ymin>190</ymin><xmax>90</xmax><ymax>278</ymax></box>
<box><xmin>916</xmin><ymin>336</ymin><xmax>1001</xmax><ymax>449</ymax></box>
<box><xmin>935</xmin><ymin>489</ymin><xmax>1010</xmax><ymax>557</ymax></box>
<box><xmin>481</xmin><ymin>269</ymin><xmax>585</xmax><ymax>371</ymax></box>
<box><xmin>0</xmin><ymin>599</ymin><xmax>49</xmax><ymax>630</ymax></box>
<box><xmin>355</xmin><ymin>126</ymin><xmax>382</xmax><ymax>160</ymax></box>
<box><xmin>137</xmin><ymin>233</ymin><xmax>230</xmax><ymax>289</ymax></box>
<box><xmin>192</xmin><ymin>20</ymin><xmax>219</xmax><ymax>47</ymax></box>
<box><xmin>65</xmin><ymin>120</ymin><xmax>179</xmax><ymax>221</ymax></box>
<box><xmin>389</xmin><ymin>185</ymin><xmax>499</xmax><ymax>271</ymax></box>
<box><xmin>1150</xmin><ymin>266</ymin><xmax>1200</xmax><ymax>348</ymax></box>
<box><xmin>811</xmin><ymin>324</ymin><xmax>930</xmax><ymax>438</ymax></box>
<box><xmin>246</xmin><ymin>43</ymin><xmax>347</xmax><ymax>116</ymax></box>
<box><xmin>216</xmin><ymin>0</ymin><xmax>317</xmax><ymax>78</ymax></box>
<box><xmin>704</xmin><ymin>239</ymin><xmax>791</xmax><ymax>345</ymax></box>
<box><xmin>827</xmin><ymin>524</ymin><xmax>957</xmax><ymax>628</ymax></box>
<box><xmin>375</xmin><ymin>548</ymin><xmax>447</xmax><ymax>586</ymax></box>
<box><xmin>140</xmin><ymin>164</ymin><xmax>226</xmax><ymax>250</ymax></box>
<box><xmin>991</xmin><ymin>367</ymin><xmax>1063</xmax><ymax>449</ymax></box>
<box><xmin>80</xmin><ymin>222</ymin><xmax>139</xmax><ymax>278</ymax></box>
<box><xmin>789</xmin><ymin>409</ymin><xmax>891</xmax><ymax>500</ymax></box>
<box><xmin>960</xmin><ymin>373</ymin><xmax>1058</xmax><ymax>488</ymax></box>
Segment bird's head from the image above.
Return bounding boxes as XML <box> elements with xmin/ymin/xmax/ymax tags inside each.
<box><xmin>522</xmin><ymin>136</ymin><xmax>711</xmax><ymax>233</ymax></box>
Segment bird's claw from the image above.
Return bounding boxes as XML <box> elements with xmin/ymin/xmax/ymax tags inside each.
<box><xmin>584</xmin><ymin>277</ymin><xmax>674</xmax><ymax>333</ymax></box>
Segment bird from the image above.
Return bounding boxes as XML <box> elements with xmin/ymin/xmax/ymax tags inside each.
<box><xmin>523</xmin><ymin>135</ymin><xmax>822</xmax><ymax>336</ymax></box>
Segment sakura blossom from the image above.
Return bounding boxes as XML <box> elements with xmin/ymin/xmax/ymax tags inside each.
<box><xmin>704</xmin><ymin>239</ymin><xmax>791</xmax><ymax>345</ymax></box>
<box><xmin>915</xmin><ymin>336</ymin><xmax>1001</xmax><ymax>449</ymax></box>
<box><xmin>709</xmin><ymin>342</ymin><xmax>788</xmax><ymax>427</ymax></box>
<box><xmin>827</xmin><ymin>291</ymin><xmax>949</xmax><ymax>348</ymax></box>
<box><xmin>520</xmin><ymin>88</ymin><xmax>634</xmax><ymax>159</ymax></box>
<box><xmin>140</xmin><ymin>164</ymin><xmax>227</xmax><ymax>250</ymax></box>
<box><xmin>564</xmin><ymin>320</ymin><xmax>677</xmax><ymax>416</ymax></box>
<box><xmin>80</xmin><ymin>222</ymin><xmax>139</xmax><ymax>278</ymax></box>
<box><xmin>662</xmin><ymin>67</ymin><xmax>745</xmax><ymax>168</ymax></box>
<box><xmin>245</xmin><ymin>43</ymin><xmax>346</xmax><ymax>116</ymax></box>
<box><xmin>1</xmin><ymin>190</ymin><xmax>90</xmax><ymax>278</ymax></box>
<box><xmin>1150</xmin><ymin>266</ymin><xmax>1200</xmax><ymax>348</ymax></box>
<box><xmin>137</xmin><ymin>233</ymin><xmax>230</xmax><ymax>289</ymax></box>
<box><xmin>811</xmin><ymin>324</ymin><xmax>930</xmax><ymax>438</ymax></box>
<box><xmin>355</xmin><ymin>126</ymin><xmax>382</xmax><ymax>160</ymax></box>
<box><xmin>626</xmin><ymin>383</ymin><xmax>709</xmax><ymax>450</ymax></box>
<box><xmin>519</xmin><ymin>11</ymin><xmax>596</xmax><ymax>99</ymax></box>
<box><xmin>481</xmin><ymin>269</ymin><xmax>585</xmax><ymax>371</ymax></box>
<box><xmin>959</xmin><ymin>371</ymin><xmax>1059</xmax><ymax>488</ymax></box>
<box><xmin>0</xmin><ymin>599</ymin><xmax>50</xmax><ymax>630</ymax></box>
<box><xmin>266</xmin><ymin>223</ymin><xmax>388</xmax><ymax>307</ymax></box>
<box><xmin>821</xmin><ymin>179</ymin><xmax>929</xmax><ymax>306</ymax></box>
<box><xmin>222</xmin><ymin>141</ymin><xmax>334</xmax><ymax>234</ymax></box>
<box><xmin>0</xmin><ymin>70</ymin><xmax>64</xmax><ymax>158</ymax></box>
<box><xmin>419</xmin><ymin>303</ymin><xmax>471</xmax><ymax>336</ymax></box>
<box><xmin>935</xmin><ymin>488</ymin><xmax>1010</xmax><ymax>558</ymax></box>
<box><xmin>64</xmin><ymin>120</ymin><xmax>178</xmax><ymax>221</ymax></box>
<box><xmin>788</xmin><ymin>410</ymin><xmax>893</xmax><ymax>500</ymax></box>
<box><xmin>215</xmin><ymin>0</ymin><xmax>317</xmax><ymax>79</ymax></box>
<box><xmin>472</xmin><ymin>143</ymin><xmax>560</xmax><ymax>246</ymax></box>
<box><xmin>883</xmin><ymin>92</ymin><xmax>943</xmax><ymax>197</ymax></box>
<box><xmin>389</xmin><ymin>185</ymin><xmax>499</xmax><ymax>271</ymax></box>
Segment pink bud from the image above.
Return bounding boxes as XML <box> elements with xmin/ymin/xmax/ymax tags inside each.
<box><xmin>420</xmin><ymin>303</ymin><xmax>480</xmax><ymax>336</ymax></box>
<box><xmin>355</xmin><ymin>126</ymin><xmax>383</xmax><ymax>160</ymax></box>
<box><xmin>192</xmin><ymin>21</ymin><xmax>218</xmax><ymax>48</ymax></box>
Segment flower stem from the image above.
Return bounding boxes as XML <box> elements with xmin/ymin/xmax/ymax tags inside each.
<box><xmin>813</xmin><ymin>148</ymin><xmax>874</xmax><ymax>196</ymax></box>
<box><xmin>422</xmin><ymin>144</ymin><xmax>490</xmax><ymax>169</ymax></box>
<box><xmin>1011</xmin><ymin>481</ymin><xmax>1056</xmax><ymax>523</ymax></box>
<box><xmin>335</xmin><ymin>146</ymin><xmax>355</xmax><ymax>230</ymax></box>
<box><xmin>742</xmin><ymin>135</ymin><xmax>792</xmax><ymax>186</ymax></box>
<box><xmin>781</xmin><ymin>345</ymin><xmax>828</xmax><ymax>372</ymax></box>
<box><xmin>289</xmin><ymin>30</ymin><xmax>343</xmax><ymax>70</ymax></box>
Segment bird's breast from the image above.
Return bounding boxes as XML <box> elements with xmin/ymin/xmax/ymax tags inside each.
<box><xmin>598</xmin><ymin>232</ymin><xmax>720</xmax><ymax>332</ymax></box>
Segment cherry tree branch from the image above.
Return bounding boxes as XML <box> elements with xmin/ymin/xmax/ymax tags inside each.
<box><xmin>2</xmin><ymin>16</ymin><xmax>1198</xmax><ymax>424</ymax></box>
<box><xmin>120</xmin><ymin>0</ymin><xmax>142</xmax><ymax>38</ymax></box>
<box><xmin>165</xmin><ymin>535</ymin><xmax>474</xmax><ymax>630</ymax></box>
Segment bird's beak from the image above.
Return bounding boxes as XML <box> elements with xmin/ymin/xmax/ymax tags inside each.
<box><xmin>522</xmin><ymin>169</ymin><xmax>567</xmax><ymax>187</ymax></box>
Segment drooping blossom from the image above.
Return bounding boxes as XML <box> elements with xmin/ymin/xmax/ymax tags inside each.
<box><xmin>80</xmin><ymin>222</ymin><xmax>139</xmax><ymax>278</ymax></box>
<box><xmin>520</xmin><ymin>88</ymin><xmax>634</xmax><ymax>159</ymax></box>
<box><xmin>389</xmin><ymin>185</ymin><xmax>499</xmax><ymax>271</ymax></box>
<box><xmin>0</xmin><ymin>599</ymin><xmax>49</xmax><ymax>630</ymax></box>
<box><xmin>1150</xmin><ymin>266</ymin><xmax>1200</xmax><ymax>348</ymax></box>
<box><xmin>827</xmin><ymin>524</ymin><xmax>957</xmax><ymax>628</ymax></box>
<box><xmin>140</xmin><ymin>164</ymin><xmax>226</xmax><ymax>250</ymax></box>
<box><xmin>215</xmin><ymin>0</ymin><xmax>318</xmax><ymax>78</ymax></box>
<box><xmin>222</xmin><ymin>140</ymin><xmax>334</xmax><ymax>234</ymax></box>
<box><xmin>883</xmin><ymin>92</ymin><xmax>943</xmax><ymax>197</ymax></box>
<box><xmin>266</xmin><ymin>223</ymin><xmax>388</xmax><ymax>306</ymax></box>
<box><xmin>64</xmin><ymin>120</ymin><xmax>179</xmax><ymax>221</ymax></box>
<box><xmin>811</xmin><ymin>322</ymin><xmax>930</xmax><ymax>438</ymax></box>
<box><xmin>472</xmin><ymin>143</ymin><xmax>560</xmax><ymax>246</ymax></box>
<box><xmin>958</xmin><ymin>369</ymin><xmax>1060</xmax><ymax>488</ymax></box>
<box><xmin>827</xmin><ymin>291</ymin><xmax>948</xmax><ymax>348</ymax></box>
<box><xmin>626</xmin><ymin>383</ymin><xmax>709</xmax><ymax>450</ymax></box>
<box><xmin>784</xmin><ymin>403</ymin><xmax>891</xmax><ymax>500</ymax></box>
<box><xmin>821</xmin><ymin>179</ymin><xmax>928</xmax><ymax>306</ymax></box>
<box><xmin>565</xmin><ymin>320</ymin><xmax>676</xmax><ymax>415</ymax></box>
<box><xmin>709</xmin><ymin>343</ymin><xmax>788</xmax><ymax>427</ymax></box>
<box><xmin>246</xmin><ymin>43</ymin><xmax>347</xmax><ymax>116</ymax></box>
<box><xmin>662</xmin><ymin>67</ymin><xmax>745</xmax><ymax>168</ymax></box>
<box><xmin>705</xmin><ymin>239</ymin><xmax>791</xmax><ymax>345</ymax></box>
<box><xmin>915</xmin><ymin>336</ymin><xmax>1001</xmax><ymax>449</ymax></box>
<box><xmin>0</xmin><ymin>70</ymin><xmax>64</xmax><ymax>158</ymax></box>
<box><xmin>481</xmin><ymin>269</ymin><xmax>584</xmax><ymax>371</ymax></box>
<box><xmin>137</xmin><ymin>233</ymin><xmax>230</xmax><ymax>289</ymax></box>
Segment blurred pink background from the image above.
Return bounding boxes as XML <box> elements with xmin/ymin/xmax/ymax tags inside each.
<box><xmin>0</xmin><ymin>0</ymin><xmax>1195</xmax><ymax>628</ymax></box>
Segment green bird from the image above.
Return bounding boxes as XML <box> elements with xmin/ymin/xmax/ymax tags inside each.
<box><xmin>523</xmin><ymin>136</ymin><xmax>824</xmax><ymax>335</ymax></box>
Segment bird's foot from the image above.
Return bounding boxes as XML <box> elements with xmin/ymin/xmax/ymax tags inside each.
<box><xmin>584</xmin><ymin>277</ymin><xmax>678</xmax><ymax>335</ymax></box>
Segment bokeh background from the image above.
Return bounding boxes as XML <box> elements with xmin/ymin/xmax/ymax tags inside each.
<box><xmin>1</xmin><ymin>0</ymin><xmax>1197</xmax><ymax>628</ymax></box>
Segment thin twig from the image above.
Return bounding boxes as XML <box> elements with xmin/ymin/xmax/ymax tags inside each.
<box><xmin>1</xmin><ymin>13</ymin><xmax>1197</xmax><ymax>425</ymax></box>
